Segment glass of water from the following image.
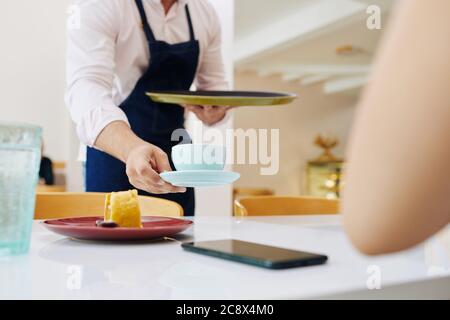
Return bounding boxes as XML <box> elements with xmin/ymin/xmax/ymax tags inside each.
<box><xmin>0</xmin><ymin>122</ymin><xmax>42</xmax><ymax>256</ymax></box>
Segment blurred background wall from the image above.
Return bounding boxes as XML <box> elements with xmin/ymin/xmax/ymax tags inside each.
<box><xmin>234</xmin><ymin>72</ymin><xmax>356</xmax><ymax>195</ymax></box>
<box><xmin>0</xmin><ymin>0</ymin><xmax>71</xmax><ymax>161</ymax></box>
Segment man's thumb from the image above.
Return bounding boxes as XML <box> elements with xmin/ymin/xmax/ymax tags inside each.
<box><xmin>154</xmin><ymin>150</ymin><xmax>172</xmax><ymax>173</ymax></box>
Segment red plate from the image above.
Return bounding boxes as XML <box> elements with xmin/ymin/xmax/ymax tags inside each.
<box><xmin>42</xmin><ymin>216</ymin><xmax>193</xmax><ymax>241</ymax></box>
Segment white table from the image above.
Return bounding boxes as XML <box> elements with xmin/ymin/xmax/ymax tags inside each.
<box><xmin>1</xmin><ymin>215</ymin><xmax>449</xmax><ymax>299</ymax></box>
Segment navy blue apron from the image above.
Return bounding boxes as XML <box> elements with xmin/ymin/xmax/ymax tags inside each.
<box><xmin>86</xmin><ymin>0</ymin><xmax>198</xmax><ymax>216</ymax></box>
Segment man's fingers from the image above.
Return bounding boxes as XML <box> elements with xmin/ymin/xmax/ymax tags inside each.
<box><xmin>139</xmin><ymin>153</ymin><xmax>186</xmax><ymax>193</ymax></box>
<box><xmin>125</xmin><ymin>143</ymin><xmax>187</xmax><ymax>194</ymax></box>
<box><xmin>154</xmin><ymin>150</ymin><xmax>172</xmax><ymax>173</ymax></box>
<box><xmin>130</xmin><ymin>159</ymin><xmax>171</xmax><ymax>193</ymax></box>
<box><xmin>135</xmin><ymin>159</ymin><xmax>165</xmax><ymax>185</ymax></box>
<box><xmin>132</xmin><ymin>180</ymin><xmax>165</xmax><ymax>194</ymax></box>
<box><xmin>132</xmin><ymin>176</ymin><xmax>186</xmax><ymax>194</ymax></box>
<box><xmin>162</xmin><ymin>183</ymin><xmax>187</xmax><ymax>193</ymax></box>
<box><xmin>187</xmin><ymin>105</ymin><xmax>204</xmax><ymax>112</ymax></box>
<box><xmin>143</xmin><ymin>180</ymin><xmax>187</xmax><ymax>194</ymax></box>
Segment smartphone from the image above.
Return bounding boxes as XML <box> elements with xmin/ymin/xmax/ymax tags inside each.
<box><xmin>181</xmin><ymin>239</ymin><xmax>328</xmax><ymax>269</ymax></box>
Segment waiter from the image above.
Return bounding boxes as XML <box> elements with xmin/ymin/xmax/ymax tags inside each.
<box><xmin>66</xmin><ymin>0</ymin><xmax>231</xmax><ymax>216</ymax></box>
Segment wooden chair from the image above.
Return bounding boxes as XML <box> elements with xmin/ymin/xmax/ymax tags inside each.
<box><xmin>234</xmin><ymin>195</ymin><xmax>339</xmax><ymax>217</ymax></box>
<box><xmin>233</xmin><ymin>187</ymin><xmax>275</xmax><ymax>208</ymax></box>
<box><xmin>34</xmin><ymin>192</ymin><xmax>183</xmax><ymax>220</ymax></box>
<box><xmin>233</xmin><ymin>187</ymin><xmax>275</xmax><ymax>198</ymax></box>
<box><xmin>52</xmin><ymin>161</ymin><xmax>66</xmax><ymax>170</ymax></box>
<box><xmin>52</xmin><ymin>161</ymin><xmax>67</xmax><ymax>187</ymax></box>
<box><xmin>36</xmin><ymin>185</ymin><xmax>67</xmax><ymax>193</ymax></box>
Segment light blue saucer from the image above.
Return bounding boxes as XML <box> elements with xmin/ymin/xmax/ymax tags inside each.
<box><xmin>160</xmin><ymin>170</ymin><xmax>240</xmax><ymax>188</ymax></box>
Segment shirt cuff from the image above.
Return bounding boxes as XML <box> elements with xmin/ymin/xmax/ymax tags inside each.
<box><xmin>76</xmin><ymin>105</ymin><xmax>130</xmax><ymax>147</ymax></box>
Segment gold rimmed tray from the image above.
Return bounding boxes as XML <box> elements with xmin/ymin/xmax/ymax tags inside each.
<box><xmin>146</xmin><ymin>90</ymin><xmax>297</xmax><ymax>107</ymax></box>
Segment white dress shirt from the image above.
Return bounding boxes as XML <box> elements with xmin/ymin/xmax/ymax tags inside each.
<box><xmin>65</xmin><ymin>0</ymin><xmax>229</xmax><ymax>149</ymax></box>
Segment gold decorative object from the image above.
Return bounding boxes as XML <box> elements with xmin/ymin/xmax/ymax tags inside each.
<box><xmin>335</xmin><ymin>45</ymin><xmax>365</xmax><ymax>56</ymax></box>
<box><xmin>306</xmin><ymin>135</ymin><xmax>344</xmax><ymax>199</ymax></box>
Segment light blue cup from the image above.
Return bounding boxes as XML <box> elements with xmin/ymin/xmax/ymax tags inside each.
<box><xmin>0</xmin><ymin>122</ymin><xmax>42</xmax><ymax>256</ymax></box>
<box><xmin>172</xmin><ymin>144</ymin><xmax>226</xmax><ymax>171</ymax></box>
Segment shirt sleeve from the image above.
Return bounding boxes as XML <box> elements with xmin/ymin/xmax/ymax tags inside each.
<box><xmin>65</xmin><ymin>0</ymin><xmax>130</xmax><ymax>147</ymax></box>
<box><xmin>194</xmin><ymin>3</ymin><xmax>229</xmax><ymax>92</ymax></box>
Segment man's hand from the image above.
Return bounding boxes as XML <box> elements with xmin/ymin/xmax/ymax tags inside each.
<box><xmin>94</xmin><ymin>121</ymin><xmax>186</xmax><ymax>194</ymax></box>
<box><xmin>183</xmin><ymin>105</ymin><xmax>232</xmax><ymax>126</ymax></box>
<box><xmin>125</xmin><ymin>143</ymin><xmax>186</xmax><ymax>194</ymax></box>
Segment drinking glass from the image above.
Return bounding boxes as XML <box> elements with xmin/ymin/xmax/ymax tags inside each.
<box><xmin>0</xmin><ymin>122</ymin><xmax>42</xmax><ymax>256</ymax></box>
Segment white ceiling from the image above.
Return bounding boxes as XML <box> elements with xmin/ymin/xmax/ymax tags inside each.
<box><xmin>234</xmin><ymin>0</ymin><xmax>396</xmax><ymax>94</ymax></box>
<box><xmin>235</xmin><ymin>0</ymin><xmax>315</xmax><ymax>41</ymax></box>
<box><xmin>247</xmin><ymin>15</ymin><xmax>387</xmax><ymax>67</ymax></box>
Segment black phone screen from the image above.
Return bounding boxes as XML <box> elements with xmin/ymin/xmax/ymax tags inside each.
<box><xmin>182</xmin><ymin>239</ymin><xmax>328</xmax><ymax>269</ymax></box>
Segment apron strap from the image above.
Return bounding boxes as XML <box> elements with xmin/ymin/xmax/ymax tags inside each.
<box><xmin>135</xmin><ymin>0</ymin><xmax>156</xmax><ymax>43</ymax></box>
<box><xmin>185</xmin><ymin>5</ymin><xmax>195</xmax><ymax>41</ymax></box>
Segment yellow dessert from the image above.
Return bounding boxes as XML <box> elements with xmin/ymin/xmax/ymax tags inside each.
<box><xmin>104</xmin><ymin>190</ymin><xmax>142</xmax><ymax>228</ymax></box>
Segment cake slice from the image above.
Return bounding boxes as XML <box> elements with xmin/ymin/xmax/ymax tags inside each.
<box><xmin>104</xmin><ymin>190</ymin><xmax>142</xmax><ymax>228</ymax></box>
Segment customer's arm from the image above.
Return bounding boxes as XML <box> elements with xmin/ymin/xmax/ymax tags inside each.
<box><xmin>343</xmin><ymin>0</ymin><xmax>450</xmax><ymax>255</ymax></box>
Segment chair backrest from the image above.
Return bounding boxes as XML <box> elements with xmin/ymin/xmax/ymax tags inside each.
<box><xmin>34</xmin><ymin>192</ymin><xmax>183</xmax><ymax>219</ymax></box>
<box><xmin>233</xmin><ymin>187</ymin><xmax>275</xmax><ymax>197</ymax></box>
<box><xmin>36</xmin><ymin>185</ymin><xmax>67</xmax><ymax>193</ymax></box>
<box><xmin>52</xmin><ymin>161</ymin><xmax>66</xmax><ymax>170</ymax></box>
<box><xmin>233</xmin><ymin>187</ymin><xmax>275</xmax><ymax>208</ymax></box>
<box><xmin>52</xmin><ymin>161</ymin><xmax>67</xmax><ymax>187</ymax></box>
<box><xmin>234</xmin><ymin>196</ymin><xmax>339</xmax><ymax>216</ymax></box>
